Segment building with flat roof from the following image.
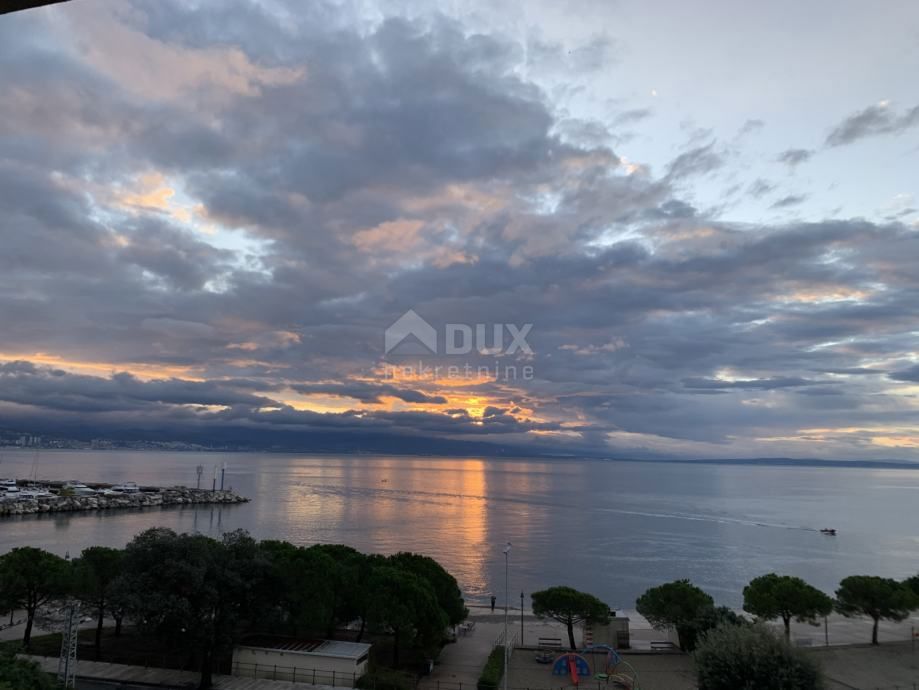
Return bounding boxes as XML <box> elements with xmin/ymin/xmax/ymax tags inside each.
<box><xmin>232</xmin><ymin>636</ymin><xmax>372</xmax><ymax>686</ymax></box>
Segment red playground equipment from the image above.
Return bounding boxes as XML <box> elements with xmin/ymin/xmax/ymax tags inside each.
<box><xmin>551</xmin><ymin>653</ymin><xmax>591</xmax><ymax>685</ymax></box>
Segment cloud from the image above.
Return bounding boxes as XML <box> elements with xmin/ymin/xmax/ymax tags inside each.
<box><xmin>776</xmin><ymin>148</ymin><xmax>813</xmax><ymax>168</ymax></box>
<box><xmin>888</xmin><ymin>365</ymin><xmax>919</xmax><ymax>383</ymax></box>
<box><xmin>0</xmin><ymin>1</ymin><xmax>917</xmax><ymax>460</ymax></box>
<box><xmin>770</xmin><ymin>194</ymin><xmax>808</xmax><ymax>209</ymax></box>
<box><xmin>738</xmin><ymin>119</ymin><xmax>765</xmax><ymax>136</ymax></box>
<box><xmin>826</xmin><ymin>101</ymin><xmax>919</xmax><ymax>147</ymax></box>
<box><xmin>665</xmin><ymin>142</ymin><xmax>724</xmax><ymax>181</ymax></box>
<box><xmin>748</xmin><ymin>178</ymin><xmax>776</xmax><ymax>199</ymax></box>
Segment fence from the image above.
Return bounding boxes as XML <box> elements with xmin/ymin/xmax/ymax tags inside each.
<box><xmin>231</xmin><ymin>660</ymin><xmax>360</xmax><ymax>687</ymax></box>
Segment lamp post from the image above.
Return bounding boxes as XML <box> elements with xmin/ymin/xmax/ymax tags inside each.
<box><xmin>502</xmin><ymin>542</ymin><xmax>512</xmax><ymax>690</ymax></box>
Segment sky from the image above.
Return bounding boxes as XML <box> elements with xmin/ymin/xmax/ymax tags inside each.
<box><xmin>0</xmin><ymin>0</ymin><xmax>918</xmax><ymax>460</ymax></box>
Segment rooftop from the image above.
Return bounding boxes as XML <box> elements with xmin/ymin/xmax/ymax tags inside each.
<box><xmin>238</xmin><ymin>636</ymin><xmax>371</xmax><ymax>660</ymax></box>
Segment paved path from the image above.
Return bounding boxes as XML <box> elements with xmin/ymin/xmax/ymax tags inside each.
<box><xmin>420</xmin><ymin>620</ymin><xmax>504</xmax><ymax>690</ymax></box>
<box><xmin>24</xmin><ymin>655</ymin><xmax>336</xmax><ymax>689</ymax></box>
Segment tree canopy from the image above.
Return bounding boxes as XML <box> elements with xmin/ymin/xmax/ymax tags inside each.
<box><xmin>73</xmin><ymin>546</ymin><xmax>124</xmax><ymax>658</ymax></box>
<box><xmin>743</xmin><ymin>574</ymin><xmax>833</xmax><ymax>640</ymax></box>
<box><xmin>388</xmin><ymin>552</ymin><xmax>468</xmax><ymax>627</ymax></box>
<box><xmin>119</xmin><ymin>528</ymin><xmax>274</xmax><ymax>689</ymax></box>
<box><xmin>694</xmin><ymin>623</ymin><xmax>822</xmax><ymax>690</ymax></box>
<box><xmin>835</xmin><ymin>575</ymin><xmax>919</xmax><ymax>645</ymax></box>
<box><xmin>366</xmin><ymin>563</ymin><xmax>448</xmax><ymax>666</ymax></box>
<box><xmin>531</xmin><ymin>586</ymin><xmax>609</xmax><ymax>650</ymax></box>
<box><xmin>0</xmin><ymin>529</ymin><xmax>465</xmax><ymax>688</ymax></box>
<box><xmin>0</xmin><ymin>546</ymin><xmax>70</xmax><ymax>647</ymax></box>
<box><xmin>0</xmin><ymin>650</ymin><xmax>56</xmax><ymax>690</ymax></box>
<box><xmin>636</xmin><ymin>580</ymin><xmax>714</xmax><ymax>651</ymax></box>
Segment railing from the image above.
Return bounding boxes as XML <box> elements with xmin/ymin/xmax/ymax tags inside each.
<box><xmin>231</xmin><ymin>660</ymin><xmax>360</xmax><ymax>687</ymax></box>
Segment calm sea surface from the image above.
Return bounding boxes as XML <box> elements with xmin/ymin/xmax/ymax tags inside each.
<box><xmin>1</xmin><ymin>450</ymin><xmax>917</xmax><ymax>609</ymax></box>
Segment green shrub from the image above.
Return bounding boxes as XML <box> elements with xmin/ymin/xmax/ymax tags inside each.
<box><xmin>356</xmin><ymin>667</ymin><xmax>416</xmax><ymax>690</ymax></box>
<box><xmin>0</xmin><ymin>651</ymin><xmax>56</xmax><ymax>690</ymax></box>
<box><xmin>477</xmin><ymin>645</ymin><xmax>505</xmax><ymax>690</ymax></box>
<box><xmin>694</xmin><ymin>623</ymin><xmax>823</xmax><ymax>690</ymax></box>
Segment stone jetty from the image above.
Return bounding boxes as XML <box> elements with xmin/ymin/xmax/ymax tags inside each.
<box><xmin>0</xmin><ymin>484</ymin><xmax>248</xmax><ymax>517</ymax></box>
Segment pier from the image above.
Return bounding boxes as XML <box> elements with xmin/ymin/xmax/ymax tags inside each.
<box><xmin>0</xmin><ymin>480</ymin><xmax>248</xmax><ymax>517</ymax></box>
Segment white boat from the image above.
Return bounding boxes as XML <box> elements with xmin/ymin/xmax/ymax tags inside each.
<box><xmin>1</xmin><ymin>486</ymin><xmax>22</xmax><ymax>500</ymax></box>
<box><xmin>0</xmin><ymin>478</ymin><xmax>16</xmax><ymax>488</ymax></box>
<box><xmin>100</xmin><ymin>488</ymin><xmax>123</xmax><ymax>496</ymax></box>
<box><xmin>19</xmin><ymin>485</ymin><xmax>53</xmax><ymax>499</ymax></box>
<box><xmin>62</xmin><ymin>482</ymin><xmax>97</xmax><ymax>496</ymax></box>
<box><xmin>111</xmin><ymin>482</ymin><xmax>141</xmax><ymax>494</ymax></box>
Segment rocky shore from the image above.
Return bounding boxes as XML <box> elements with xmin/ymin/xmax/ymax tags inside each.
<box><xmin>0</xmin><ymin>486</ymin><xmax>249</xmax><ymax>517</ymax></box>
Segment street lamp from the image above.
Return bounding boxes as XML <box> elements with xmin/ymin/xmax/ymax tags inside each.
<box><xmin>502</xmin><ymin>542</ymin><xmax>512</xmax><ymax>690</ymax></box>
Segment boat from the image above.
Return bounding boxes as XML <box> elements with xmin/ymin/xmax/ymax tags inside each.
<box><xmin>62</xmin><ymin>481</ymin><xmax>97</xmax><ymax>496</ymax></box>
<box><xmin>1</xmin><ymin>486</ymin><xmax>21</xmax><ymax>500</ymax></box>
<box><xmin>19</xmin><ymin>485</ymin><xmax>53</xmax><ymax>499</ymax></box>
<box><xmin>0</xmin><ymin>478</ymin><xmax>16</xmax><ymax>488</ymax></box>
<box><xmin>820</xmin><ymin>528</ymin><xmax>837</xmax><ymax>535</ymax></box>
<box><xmin>111</xmin><ymin>482</ymin><xmax>141</xmax><ymax>494</ymax></box>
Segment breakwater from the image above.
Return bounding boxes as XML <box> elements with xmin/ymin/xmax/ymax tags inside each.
<box><xmin>0</xmin><ymin>485</ymin><xmax>248</xmax><ymax>517</ymax></box>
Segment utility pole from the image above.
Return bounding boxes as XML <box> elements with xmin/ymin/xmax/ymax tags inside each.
<box><xmin>196</xmin><ymin>464</ymin><xmax>203</xmax><ymax>489</ymax></box>
<box><xmin>57</xmin><ymin>603</ymin><xmax>78</xmax><ymax>688</ymax></box>
<box><xmin>502</xmin><ymin>542</ymin><xmax>512</xmax><ymax>690</ymax></box>
<box><xmin>520</xmin><ymin>592</ymin><xmax>524</xmax><ymax>646</ymax></box>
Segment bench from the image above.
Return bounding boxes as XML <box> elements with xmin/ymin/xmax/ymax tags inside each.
<box><xmin>537</xmin><ymin>637</ymin><xmax>563</xmax><ymax>648</ymax></box>
<box><xmin>650</xmin><ymin>641</ymin><xmax>677</xmax><ymax>651</ymax></box>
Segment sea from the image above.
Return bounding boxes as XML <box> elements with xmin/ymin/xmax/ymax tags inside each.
<box><xmin>1</xmin><ymin>450</ymin><xmax>917</xmax><ymax>610</ymax></box>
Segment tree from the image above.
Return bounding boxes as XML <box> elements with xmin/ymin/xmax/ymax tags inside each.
<box><xmin>835</xmin><ymin>575</ymin><xmax>919</xmax><ymax>645</ymax></box>
<box><xmin>636</xmin><ymin>580</ymin><xmax>714</xmax><ymax>651</ymax></box>
<box><xmin>694</xmin><ymin>623</ymin><xmax>823</xmax><ymax>690</ymax></box>
<box><xmin>120</xmin><ymin>528</ymin><xmax>273</xmax><ymax>689</ymax></box>
<box><xmin>0</xmin><ymin>649</ymin><xmax>56</xmax><ymax>690</ymax></box>
<box><xmin>306</xmin><ymin>544</ymin><xmax>367</xmax><ymax>637</ymax></box>
<box><xmin>531</xmin><ymin>586</ymin><xmax>610</xmax><ymax>650</ymax></box>
<box><xmin>903</xmin><ymin>574</ymin><xmax>919</xmax><ymax>598</ymax></box>
<box><xmin>366</xmin><ymin>564</ymin><xmax>447</xmax><ymax>667</ymax></box>
<box><xmin>0</xmin><ymin>547</ymin><xmax>70</xmax><ymax>647</ymax></box>
<box><xmin>72</xmin><ymin>546</ymin><xmax>124</xmax><ymax>659</ymax></box>
<box><xmin>743</xmin><ymin>574</ymin><xmax>833</xmax><ymax>641</ymax></box>
<box><xmin>388</xmin><ymin>552</ymin><xmax>468</xmax><ymax>627</ymax></box>
<box><xmin>262</xmin><ymin>541</ymin><xmax>336</xmax><ymax>636</ymax></box>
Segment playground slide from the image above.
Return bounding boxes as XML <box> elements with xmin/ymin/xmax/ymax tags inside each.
<box><xmin>568</xmin><ymin>657</ymin><xmax>579</xmax><ymax>686</ymax></box>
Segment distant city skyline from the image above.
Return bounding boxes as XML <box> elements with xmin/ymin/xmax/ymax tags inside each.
<box><xmin>0</xmin><ymin>1</ymin><xmax>917</xmax><ymax>460</ymax></box>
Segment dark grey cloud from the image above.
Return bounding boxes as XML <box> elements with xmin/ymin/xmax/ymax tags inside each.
<box><xmin>826</xmin><ymin>102</ymin><xmax>919</xmax><ymax>147</ymax></box>
<box><xmin>888</xmin><ymin>365</ymin><xmax>919</xmax><ymax>383</ymax></box>
<box><xmin>748</xmin><ymin>178</ymin><xmax>776</xmax><ymax>199</ymax></box>
<box><xmin>777</xmin><ymin>148</ymin><xmax>813</xmax><ymax>168</ymax></box>
<box><xmin>771</xmin><ymin>194</ymin><xmax>808</xmax><ymax>209</ymax></box>
<box><xmin>665</xmin><ymin>142</ymin><xmax>723</xmax><ymax>181</ymax></box>
<box><xmin>738</xmin><ymin>119</ymin><xmax>764</xmax><ymax>136</ymax></box>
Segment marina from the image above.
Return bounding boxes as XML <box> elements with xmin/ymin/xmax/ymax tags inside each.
<box><xmin>0</xmin><ymin>477</ymin><xmax>248</xmax><ymax>517</ymax></box>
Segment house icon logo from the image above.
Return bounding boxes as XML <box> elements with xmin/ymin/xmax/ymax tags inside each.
<box><xmin>384</xmin><ymin>310</ymin><xmax>437</xmax><ymax>355</ymax></box>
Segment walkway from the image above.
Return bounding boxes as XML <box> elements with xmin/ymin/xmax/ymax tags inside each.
<box><xmin>24</xmin><ymin>655</ymin><xmax>336</xmax><ymax>689</ymax></box>
<box><xmin>419</xmin><ymin>620</ymin><xmax>504</xmax><ymax>690</ymax></box>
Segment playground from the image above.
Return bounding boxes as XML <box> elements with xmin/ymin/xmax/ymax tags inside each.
<box><xmin>511</xmin><ymin>646</ymin><xmax>696</xmax><ymax>690</ymax></box>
